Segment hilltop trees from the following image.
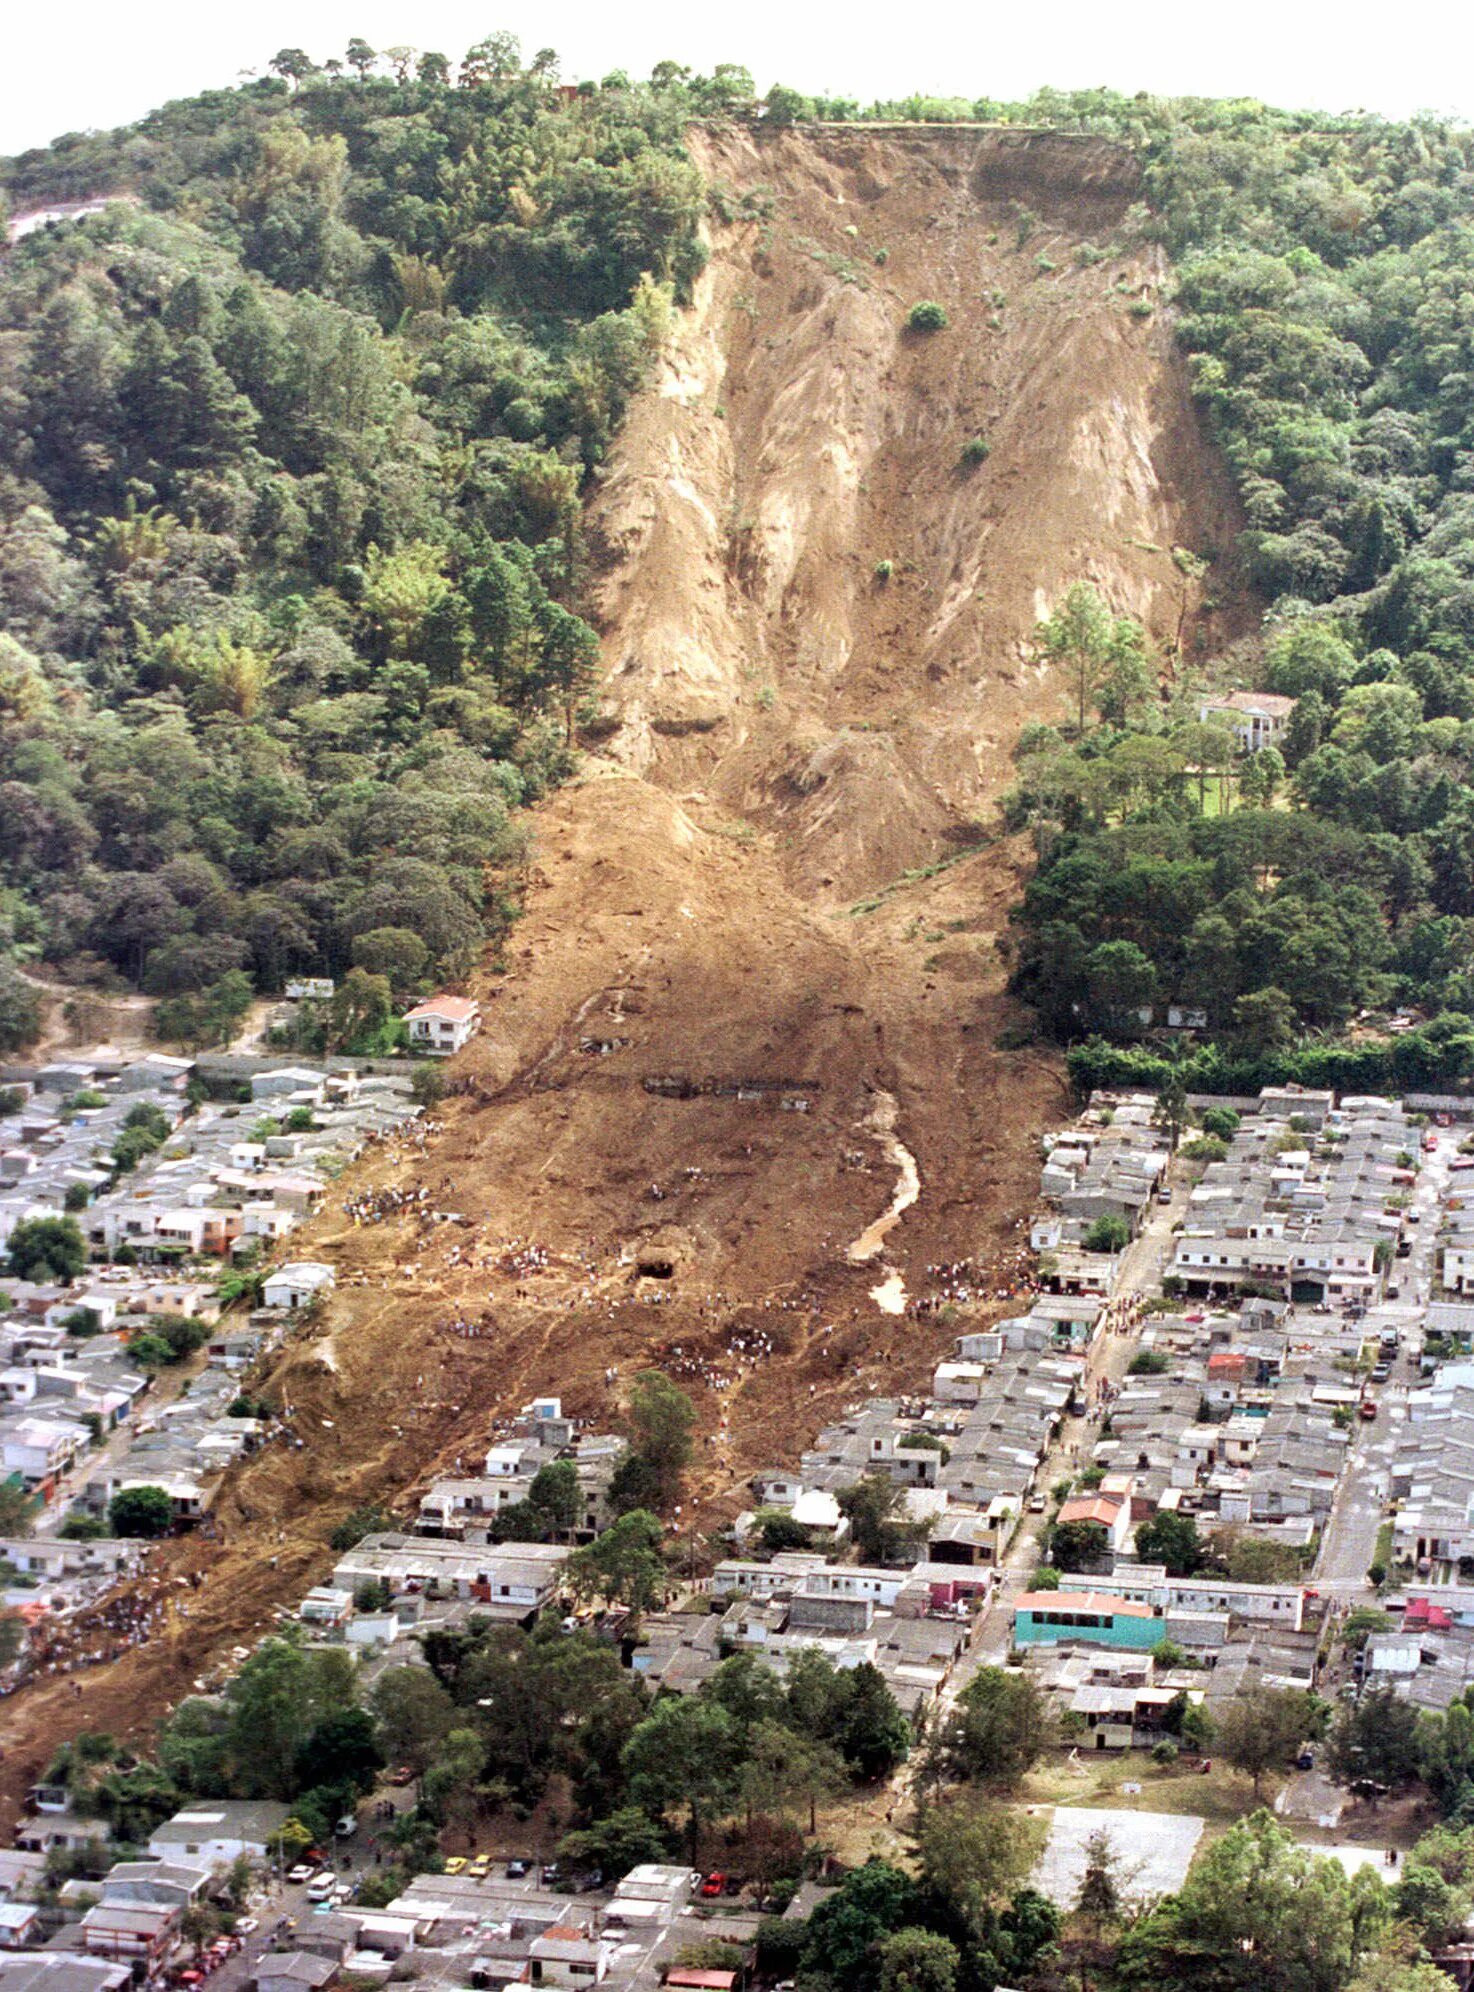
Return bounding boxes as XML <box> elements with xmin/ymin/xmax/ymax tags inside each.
<box><xmin>0</xmin><ymin>63</ymin><xmax>706</xmax><ymax>1019</ymax></box>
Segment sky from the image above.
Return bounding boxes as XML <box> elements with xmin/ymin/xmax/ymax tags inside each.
<box><xmin>3</xmin><ymin>0</ymin><xmax>1474</xmax><ymax>157</ymax></box>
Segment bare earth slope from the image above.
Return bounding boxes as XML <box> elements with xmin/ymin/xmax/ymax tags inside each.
<box><xmin>0</xmin><ymin>127</ymin><xmax>1251</xmax><ymax>1812</ymax></box>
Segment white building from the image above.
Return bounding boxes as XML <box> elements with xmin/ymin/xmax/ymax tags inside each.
<box><xmin>261</xmin><ymin>1262</ymin><xmax>335</xmax><ymax>1310</ymax></box>
<box><xmin>402</xmin><ymin>996</ymin><xmax>480</xmax><ymax>1056</ymax></box>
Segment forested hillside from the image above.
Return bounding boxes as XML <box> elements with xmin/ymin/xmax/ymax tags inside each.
<box><xmin>987</xmin><ymin>99</ymin><xmax>1474</xmax><ymax>1090</ymax></box>
<box><xmin>0</xmin><ymin>43</ymin><xmax>709</xmax><ymax>1048</ymax></box>
<box><xmin>6</xmin><ymin>60</ymin><xmax>1474</xmax><ymax>1081</ymax></box>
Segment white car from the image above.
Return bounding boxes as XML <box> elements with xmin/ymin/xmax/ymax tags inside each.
<box><xmin>306</xmin><ymin>1877</ymin><xmax>336</xmax><ymax>1903</ymax></box>
<box><xmin>235</xmin><ymin>1918</ymin><xmax>258</xmax><ymax>1936</ymax></box>
<box><xmin>286</xmin><ymin>1865</ymin><xmax>315</xmax><ymax>1886</ymax></box>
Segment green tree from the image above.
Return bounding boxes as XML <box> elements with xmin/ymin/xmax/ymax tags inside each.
<box><xmin>1049</xmin><ymin>1520</ymin><xmax>1109</xmax><ymax>1573</ymax></box>
<box><xmin>1077</xmin><ymin>1825</ymin><xmax>1125</xmax><ymax>1927</ymax></box>
<box><xmin>1116</xmin><ymin>1810</ymin><xmax>1380</xmax><ymax>1992</ymax></box>
<box><xmin>566</xmin><ymin>1509</ymin><xmax>668</xmax><ymax>1613</ymax></box>
<box><xmin>1233</xmin><ymin>986</ymin><xmax>1298</xmax><ymax>1055</ymax></box>
<box><xmin>623</xmin><ymin>1696</ymin><xmax>738</xmax><ymax>1859</ymax></box>
<box><xmin>612</xmin><ymin>1371</ymin><xmax>695</xmax><ymax>1511</ymax></box>
<box><xmin>370</xmin><ymin>1666</ymin><xmax>455</xmax><ymax>1775</ymax></box>
<box><xmin>1326</xmin><ymin>1684</ymin><xmax>1421</xmax><ymax>1791</ymax></box>
<box><xmin>877</xmin><ymin>1927</ymin><xmax>960</xmax><ymax>1992</ymax></box>
<box><xmin>558</xmin><ymin>1804</ymin><xmax>668</xmax><ymax>1881</ymax></box>
<box><xmin>1214</xmin><ymin>1686</ymin><xmax>1317</xmax><ymax>1797</ymax></box>
<box><xmin>108</xmin><ymin>1486</ymin><xmax>174</xmax><ymax>1538</ymax></box>
<box><xmin>0</xmin><ymin>960</ymin><xmax>42</xmax><ymax>1054</ymax></box>
<box><xmin>7</xmin><ymin>1216</ymin><xmax>86</xmax><ymax>1284</ymax></box>
<box><xmin>802</xmin><ymin>1862</ymin><xmax>922</xmax><ymax>1991</ymax></box>
<box><xmin>1038</xmin><ymin>584</ymin><xmax>1145</xmax><ymax>735</ymax></box>
<box><xmin>739</xmin><ymin>1718</ymin><xmax>847</xmax><ymax>1832</ymax></box>
<box><xmin>941</xmin><ymin>1667</ymin><xmax>1050</xmax><ymax>1787</ymax></box>
<box><xmin>1084</xmin><ymin>1214</ymin><xmax>1131</xmax><ymax>1253</ymax></box>
<box><xmin>1135</xmin><ymin>1511</ymin><xmax>1205</xmax><ymax>1575</ymax></box>
<box><xmin>837</xmin><ymin>1473</ymin><xmax>925</xmax><ymax>1565</ymax></box>
<box><xmin>350</xmin><ymin>927</ymin><xmax>428</xmax><ymax>1002</ymax></box>
<box><xmin>326</xmin><ymin>968</ymin><xmax>394</xmax><ymax>1052</ymax></box>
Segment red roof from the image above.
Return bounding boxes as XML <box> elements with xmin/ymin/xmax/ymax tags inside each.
<box><xmin>1406</xmin><ymin>1597</ymin><xmax>1454</xmax><ymax>1630</ymax></box>
<box><xmin>1057</xmin><ymin>1496</ymin><xmax>1122</xmax><ymax>1528</ymax></box>
<box><xmin>666</xmin><ymin>1975</ymin><xmax>740</xmax><ymax>1991</ymax></box>
<box><xmin>1016</xmin><ymin>1590</ymin><xmax>1155</xmax><ymax>1618</ymax></box>
<box><xmin>1208</xmin><ymin>1351</ymin><xmax>1246</xmax><ymax>1374</ymax></box>
<box><xmin>403</xmin><ymin>997</ymin><xmax>479</xmax><ymax>1023</ymax></box>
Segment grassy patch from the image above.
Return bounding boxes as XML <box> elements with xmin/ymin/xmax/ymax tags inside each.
<box><xmin>845</xmin><ymin>840</ymin><xmax>995</xmax><ymax>917</ymax></box>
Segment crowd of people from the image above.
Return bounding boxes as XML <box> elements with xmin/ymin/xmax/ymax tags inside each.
<box><xmin>907</xmin><ymin>1242</ymin><xmax>1041</xmax><ymax>1316</ymax></box>
<box><xmin>20</xmin><ymin>1555</ymin><xmax>201</xmax><ymax>1684</ymax></box>
<box><xmin>343</xmin><ymin>1181</ymin><xmax>432</xmax><ymax>1226</ymax></box>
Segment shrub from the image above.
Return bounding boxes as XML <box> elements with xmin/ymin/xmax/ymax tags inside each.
<box><xmin>1084</xmin><ymin>1214</ymin><xmax>1130</xmax><ymax>1253</ymax></box>
<box><xmin>873</xmin><ymin>559</ymin><xmax>894</xmax><ymax>584</ymax></box>
<box><xmin>1152</xmin><ymin>1739</ymin><xmax>1180</xmax><ymax>1766</ymax></box>
<box><xmin>960</xmin><ymin>435</ymin><xmax>991</xmax><ymax>466</ymax></box>
<box><xmin>108</xmin><ymin>1486</ymin><xmax>174</xmax><ymax>1537</ymax></box>
<box><xmin>907</xmin><ymin>300</ymin><xmax>949</xmax><ymax>332</ymax></box>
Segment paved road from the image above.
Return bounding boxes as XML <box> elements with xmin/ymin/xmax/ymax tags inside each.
<box><xmin>957</xmin><ymin>1170</ymin><xmax>1185</xmax><ymax>1676</ymax></box>
<box><xmin>1311</xmin><ymin>1129</ymin><xmax>1455</xmax><ymax>1596</ymax></box>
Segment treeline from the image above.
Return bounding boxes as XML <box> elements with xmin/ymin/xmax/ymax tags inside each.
<box><xmin>0</xmin><ymin>38</ymin><xmax>713</xmax><ymax>1048</ymax></box>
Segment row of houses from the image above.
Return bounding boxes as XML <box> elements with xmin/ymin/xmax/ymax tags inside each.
<box><xmin>0</xmin><ymin>1054</ymin><xmax>424</xmax><ymax>1273</ymax></box>
<box><xmin>1169</xmin><ymin>1091</ymin><xmax>1416</xmax><ymax>1304</ymax></box>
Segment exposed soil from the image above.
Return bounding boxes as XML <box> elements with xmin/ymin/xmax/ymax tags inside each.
<box><xmin>0</xmin><ymin>126</ymin><xmax>1254</xmax><ymax>1822</ymax></box>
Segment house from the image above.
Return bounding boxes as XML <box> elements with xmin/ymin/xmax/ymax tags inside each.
<box><xmin>254</xmin><ymin>1955</ymin><xmax>339</xmax><ymax>1992</ymax></box>
<box><xmin>0</xmin><ymin>1908</ymin><xmax>40</xmax><ymax>1951</ymax></box>
<box><xmin>261</xmin><ymin>1263</ymin><xmax>336</xmax><ymax>1310</ymax></box>
<box><xmin>526</xmin><ymin>1922</ymin><xmax>602</xmax><ymax>1987</ymax></box>
<box><xmin>403</xmin><ymin>996</ymin><xmax>480</xmax><ymax>1056</ymax></box>
<box><xmin>1197</xmin><ymin>690</ymin><xmax>1297</xmax><ymax>753</ymax></box>
<box><xmin>1055</xmin><ymin>1491</ymin><xmax>1134</xmax><ymax>1557</ymax></box>
<box><xmin>1012</xmin><ymin>1590</ymin><xmax>1164</xmax><ymax>1651</ymax></box>
<box><xmin>79</xmin><ymin>1900</ymin><xmax>179</xmax><ymax>1968</ymax></box>
<box><xmin>2</xmin><ymin>1416</ymin><xmax>88</xmax><ymax>1491</ymax></box>
<box><xmin>250</xmin><ymin>1067</ymin><xmax>326</xmax><ymax>1105</ymax></box>
<box><xmin>146</xmin><ymin>1800</ymin><xmax>290</xmax><ymax>1866</ymax></box>
<box><xmin>0</xmin><ymin>1961</ymin><xmax>132</xmax><ymax>1992</ymax></box>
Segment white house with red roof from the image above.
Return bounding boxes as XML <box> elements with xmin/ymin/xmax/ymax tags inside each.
<box><xmin>402</xmin><ymin>995</ymin><xmax>481</xmax><ymax>1056</ymax></box>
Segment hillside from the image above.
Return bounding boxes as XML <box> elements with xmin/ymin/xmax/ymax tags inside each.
<box><xmin>0</xmin><ymin>123</ymin><xmax>1252</xmax><ymax>1813</ymax></box>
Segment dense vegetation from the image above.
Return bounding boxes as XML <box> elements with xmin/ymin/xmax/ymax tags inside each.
<box><xmin>0</xmin><ymin>41</ymin><xmax>710</xmax><ymax>1043</ymax></box>
<box><xmin>976</xmin><ymin>99</ymin><xmax>1474</xmax><ymax>1083</ymax></box>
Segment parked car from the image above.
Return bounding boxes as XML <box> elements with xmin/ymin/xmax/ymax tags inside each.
<box><xmin>443</xmin><ymin>1857</ymin><xmax>467</xmax><ymax>1876</ymax></box>
<box><xmin>306</xmin><ymin>1877</ymin><xmax>335</xmax><ymax>1903</ymax></box>
<box><xmin>540</xmin><ymin>1864</ymin><xmax>562</xmax><ymax>1887</ymax></box>
<box><xmin>1359</xmin><ymin>1398</ymin><xmax>1378</xmax><ymax>1421</ymax></box>
<box><xmin>505</xmin><ymin>1858</ymin><xmax>531</xmax><ymax>1879</ymax></box>
<box><xmin>388</xmin><ymin>1765</ymin><xmax>415</xmax><ymax>1787</ymax></box>
<box><xmin>467</xmin><ymin>1855</ymin><xmax>492</xmax><ymax>1879</ymax></box>
<box><xmin>286</xmin><ymin>1866</ymin><xmax>316</xmax><ymax>1886</ymax></box>
<box><xmin>334</xmin><ymin>1815</ymin><xmax>357</xmax><ymax>1838</ymax></box>
<box><xmin>235</xmin><ymin>1920</ymin><xmax>258</xmax><ymax>1937</ymax></box>
<box><xmin>1296</xmin><ymin>1746</ymin><xmax>1316</xmax><ymax>1770</ymax></box>
<box><xmin>701</xmin><ymin>1872</ymin><xmax>727</xmax><ymax>1899</ymax></box>
<box><xmin>1157</xmin><ymin>1187</ymin><xmax>1173</xmax><ymax>1204</ymax></box>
